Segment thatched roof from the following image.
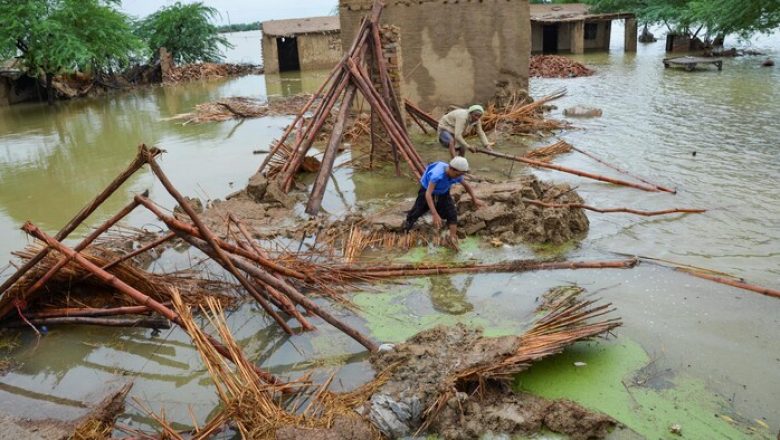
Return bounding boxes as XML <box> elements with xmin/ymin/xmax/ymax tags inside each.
<box><xmin>530</xmin><ymin>3</ymin><xmax>634</xmax><ymax>23</ymax></box>
<box><xmin>262</xmin><ymin>16</ymin><xmax>340</xmax><ymax>37</ymax></box>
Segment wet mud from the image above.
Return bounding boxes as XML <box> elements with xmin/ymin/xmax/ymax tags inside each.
<box><xmin>364</xmin><ymin>324</ymin><xmax>615</xmax><ymax>439</ymax></box>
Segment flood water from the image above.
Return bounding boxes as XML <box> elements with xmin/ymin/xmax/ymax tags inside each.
<box><xmin>0</xmin><ymin>26</ymin><xmax>779</xmax><ymax>438</ymax></box>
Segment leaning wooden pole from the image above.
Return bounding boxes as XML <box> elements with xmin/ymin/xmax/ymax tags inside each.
<box><xmin>21</xmin><ymin>222</ymin><xmax>283</xmax><ymax>385</ymax></box>
<box><xmin>144</xmin><ymin>153</ymin><xmax>293</xmax><ymax>335</ymax></box>
<box><xmin>182</xmin><ymin>234</ymin><xmax>380</xmax><ymax>352</ymax></box>
<box><xmin>306</xmin><ymin>85</ymin><xmax>357</xmax><ymax>215</ymax></box>
<box><xmin>0</xmin><ymin>145</ymin><xmax>159</xmax><ymax>297</ymax></box>
<box><xmin>570</xmin><ymin>145</ymin><xmax>676</xmax><ymax>193</ymax></box>
<box><xmin>475</xmin><ymin>148</ymin><xmax>661</xmax><ymax>192</ymax></box>
<box><xmin>676</xmin><ymin>269</ymin><xmax>780</xmax><ymax>300</ymax></box>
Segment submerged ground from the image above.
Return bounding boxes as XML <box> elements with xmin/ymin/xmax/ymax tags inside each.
<box><xmin>0</xmin><ymin>27</ymin><xmax>778</xmax><ymax>438</ymax></box>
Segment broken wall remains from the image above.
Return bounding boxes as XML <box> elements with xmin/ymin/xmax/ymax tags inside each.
<box><xmin>339</xmin><ymin>0</ymin><xmax>531</xmax><ymax>113</ymax></box>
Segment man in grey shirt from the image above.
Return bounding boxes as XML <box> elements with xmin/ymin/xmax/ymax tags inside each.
<box><xmin>437</xmin><ymin>104</ymin><xmax>495</xmax><ymax>157</ymax></box>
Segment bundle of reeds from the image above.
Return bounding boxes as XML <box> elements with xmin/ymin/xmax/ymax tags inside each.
<box><xmin>480</xmin><ymin>89</ymin><xmax>569</xmax><ymax>135</ymax></box>
<box><xmin>162</xmin><ymin>291</ymin><xmax>381</xmax><ymax>439</ymax></box>
<box><xmin>524</xmin><ymin>139</ymin><xmax>573</xmax><ymax>162</ymax></box>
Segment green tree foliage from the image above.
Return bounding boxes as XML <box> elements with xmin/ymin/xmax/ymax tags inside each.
<box><xmin>216</xmin><ymin>22</ymin><xmax>262</xmax><ymax>33</ymax></box>
<box><xmin>136</xmin><ymin>2</ymin><xmax>233</xmax><ymax>64</ymax></box>
<box><xmin>0</xmin><ymin>0</ymin><xmax>143</xmax><ymax>104</ymax></box>
<box><xmin>586</xmin><ymin>0</ymin><xmax>780</xmax><ymax>40</ymax></box>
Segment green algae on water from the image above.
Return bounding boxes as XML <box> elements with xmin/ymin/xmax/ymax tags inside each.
<box><xmin>515</xmin><ymin>337</ymin><xmax>761</xmax><ymax>439</ymax></box>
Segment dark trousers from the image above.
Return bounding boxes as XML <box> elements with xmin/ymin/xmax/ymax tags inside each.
<box><xmin>405</xmin><ymin>187</ymin><xmax>458</xmax><ymax>228</ymax></box>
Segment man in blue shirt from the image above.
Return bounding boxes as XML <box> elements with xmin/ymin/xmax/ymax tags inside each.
<box><xmin>402</xmin><ymin>157</ymin><xmax>485</xmax><ymax>249</ymax></box>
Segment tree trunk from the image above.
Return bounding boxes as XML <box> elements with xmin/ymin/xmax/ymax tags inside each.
<box><xmin>45</xmin><ymin>72</ymin><xmax>54</xmax><ymax>106</ymax></box>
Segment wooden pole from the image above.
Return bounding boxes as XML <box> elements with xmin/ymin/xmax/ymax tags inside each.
<box><xmin>474</xmin><ymin>148</ymin><xmax>661</xmax><ymax>192</ymax></box>
<box><xmin>16</xmin><ymin>191</ymin><xmax>147</xmax><ymax>309</ymax></box>
<box><xmin>180</xmin><ymin>233</ymin><xmax>379</xmax><ymax>351</ymax></box>
<box><xmin>570</xmin><ymin>145</ymin><xmax>676</xmax><ymax>193</ymax></box>
<box><xmin>677</xmin><ymin>269</ymin><xmax>780</xmax><ymax>300</ymax></box>
<box><xmin>135</xmin><ymin>196</ymin><xmax>308</xmax><ymax>280</ymax></box>
<box><xmin>521</xmin><ymin>199</ymin><xmax>706</xmax><ymax>216</ymax></box>
<box><xmin>20</xmin><ymin>222</ymin><xmax>282</xmax><ymax>385</ymax></box>
<box><xmin>229</xmin><ymin>216</ymin><xmax>315</xmax><ymax>331</ymax></box>
<box><xmin>337</xmin><ymin>258</ymin><xmax>639</xmax><ymax>278</ymax></box>
<box><xmin>3</xmin><ymin>316</ymin><xmax>171</xmax><ymax>329</ymax></box>
<box><xmin>24</xmin><ymin>305</ymin><xmax>155</xmax><ymax>319</ymax></box>
<box><xmin>306</xmin><ymin>84</ymin><xmax>357</xmax><ymax>215</ymax></box>
<box><xmin>0</xmin><ymin>145</ymin><xmax>159</xmax><ymax>297</ymax></box>
<box><xmin>144</xmin><ymin>154</ymin><xmax>293</xmax><ymax>335</ymax></box>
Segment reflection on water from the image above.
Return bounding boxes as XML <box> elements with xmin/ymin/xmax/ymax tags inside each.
<box><xmin>429</xmin><ymin>275</ymin><xmax>474</xmax><ymax>315</ymax></box>
<box><xmin>0</xmin><ymin>25</ymin><xmax>779</xmax><ymax>436</ymax></box>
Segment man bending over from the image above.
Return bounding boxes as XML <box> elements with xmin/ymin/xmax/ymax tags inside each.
<box><xmin>402</xmin><ymin>157</ymin><xmax>484</xmax><ymax>249</ymax></box>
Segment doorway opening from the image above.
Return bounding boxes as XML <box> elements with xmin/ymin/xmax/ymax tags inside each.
<box><xmin>276</xmin><ymin>37</ymin><xmax>300</xmax><ymax>72</ymax></box>
<box><xmin>542</xmin><ymin>25</ymin><xmax>559</xmax><ymax>53</ymax></box>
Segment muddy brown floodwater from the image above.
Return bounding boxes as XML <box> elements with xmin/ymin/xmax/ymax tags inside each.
<box><xmin>0</xmin><ymin>25</ymin><xmax>779</xmax><ymax>439</ymax></box>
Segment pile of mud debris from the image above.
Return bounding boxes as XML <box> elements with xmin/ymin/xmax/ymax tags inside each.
<box><xmin>202</xmin><ymin>174</ymin><xmax>589</xmax><ymax>247</ymax></box>
<box><xmin>361</xmin><ymin>323</ymin><xmax>616</xmax><ymax>439</ymax></box>
<box><xmin>530</xmin><ymin>55</ymin><xmax>594</xmax><ymax>78</ymax></box>
<box><xmin>167</xmin><ymin>94</ymin><xmax>315</xmax><ymax>124</ymax></box>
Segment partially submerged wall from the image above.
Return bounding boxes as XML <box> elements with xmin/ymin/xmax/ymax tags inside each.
<box><xmin>339</xmin><ymin>0</ymin><xmax>531</xmax><ymax>112</ymax></box>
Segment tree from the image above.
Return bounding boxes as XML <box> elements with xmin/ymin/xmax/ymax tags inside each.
<box><xmin>136</xmin><ymin>2</ymin><xmax>233</xmax><ymax>64</ymax></box>
<box><xmin>0</xmin><ymin>0</ymin><xmax>143</xmax><ymax>105</ymax></box>
<box><xmin>586</xmin><ymin>0</ymin><xmax>780</xmax><ymax>42</ymax></box>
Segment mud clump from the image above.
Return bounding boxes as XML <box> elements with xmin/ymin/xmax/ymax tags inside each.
<box><xmin>364</xmin><ymin>324</ymin><xmax>615</xmax><ymax>439</ymax></box>
<box><xmin>275</xmin><ymin>415</ymin><xmax>375</xmax><ymax>440</ymax></box>
<box><xmin>432</xmin><ymin>387</ymin><xmax>615</xmax><ymax>440</ymax></box>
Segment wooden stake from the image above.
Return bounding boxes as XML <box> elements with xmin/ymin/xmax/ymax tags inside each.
<box><xmin>306</xmin><ymin>84</ymin><xmax>357</xmax><ymax>215</ymax></box>
<box><xmin>475</xmin><ymin>148</ymin><xmax>661</xmax><ymax>192</ymax></box>
<box><xmin>570</xmin><ymin>145</ymin><xmax>676</xmax><ymax>193</ymax></box>
<box><xmin>522</xmin><ymin>199</ymin><xmax>705</xmax><ymax>216</ymax></box>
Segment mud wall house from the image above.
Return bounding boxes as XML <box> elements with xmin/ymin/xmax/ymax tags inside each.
<box><xmin>261</xmin><ymin>17</ymin><xmax>343</xmax><ymax>74</ymax></box>
<box><xmin>530</xmin><ymin>4</ymin><xmax>637</xmax><ymax>54</ymax></box>
<box><xmin>339</xmin><ymin>0</ymin><xmax>531</xmax><ymax>113</ymax></box>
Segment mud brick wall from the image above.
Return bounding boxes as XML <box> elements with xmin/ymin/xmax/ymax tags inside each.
<box><xmin>340</xmin><ymin>0</ymin><xmax>531</xmax><ymax>113</ymax></box>
<box><xmin>380</xmin><ymin>24</ymin><xmax>403</xmax><ymax>111</ymax></box>
<box><xmin>262</xmin><ymin>32</ymin><xmax>343</xmax><ymax>74</ymax></box>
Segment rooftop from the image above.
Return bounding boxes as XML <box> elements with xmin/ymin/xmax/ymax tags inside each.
<box><xmin>530</xmin><ymin>3</ymin><xmax>634</xmax><ymax>23</ymax></box>
<box><xmin>262</xmin><ymin>16</ymin><xmax>340</xmax><ymax>37</ymax></box>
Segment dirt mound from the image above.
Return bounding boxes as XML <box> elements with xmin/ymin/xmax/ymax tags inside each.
<box><xmin>340</xmin><ymin>175</ymin><xmax>589</xmax><ymax>245</ymax></box>
<box><xmin>365</xmin><ymin>324</ymin><xmax>615</xmax><ymax>439</ymax></box>
<box><xmin>531</xmin><ymin>55</ymin><xmax>594</xmax><ymax>78</ymax></box>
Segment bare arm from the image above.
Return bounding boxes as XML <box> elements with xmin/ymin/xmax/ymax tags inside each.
<box><xmin>461</xmin><ymin>181</ymin><xmax>484</xmax><ymax>208</ymax></box>
<box><xmin>476</xmin><ymin>121</ymin><xmax>490</xmax><ymax>147</ymax></box>
<box><xmin>453</xmin><ymin>115</ymin><xmax>472</xmax><ymax>151</ymax></box>
<box><xmin>426</xmin><ymin>182</ymin><xmax>443</xmax><ymax>226</ymax></box>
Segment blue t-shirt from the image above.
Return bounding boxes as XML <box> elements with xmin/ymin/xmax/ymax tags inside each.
<box><xmin>420</xmin><ymin>161</ymin><xmax>463</xmax><ymax>195</ymax></box>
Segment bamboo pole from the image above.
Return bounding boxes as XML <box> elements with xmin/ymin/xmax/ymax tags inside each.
<box><xmin>182</xmin><ymin>234</ymin><xmax>380</xmax><ymax>352</ymax></box>
<box><xmin>306</xmin><ymin>84</ymin><xmax>357</xmax><ymax>215</ymax></box>
<box><xmin>3</xmin><ymin>316</ymin><xmax>171</xmax><ymax>329</ymax></box>
<box><xmin>570</xmin><ymin>145</ymin><xmax>676</xmax><ymax>193</ymax></box>
<box><xmin>229</xmin><ymin>216</ymin><xmax>315</xmax><ymax>331</ymax></box>
<box><xmin>370</xmin><ymin>21</ymin><xmax>401</xmax><ymax>175</ymax></box>
<box><xmin>135</xmin><ymin>196</ymin><xmax>309</xmax><ymax>281</ymax></box>
<box><xmin>144</xmin><ymin>154</ymin><xmax>293</xmax><ymax>335</ymax></box>
<box><xmin>474</xmin><ymin>148</ymin><xmax>661</xmax><ymax>192</ymax></box>
<box><xmin>404</xmin><ymin>99</ymin><xmax>439</xmax><ymax>131</ymax></box>
<box><xmin>522</xmin><ymin>199</ymin><xmax>706</xmax><ymax>216</ymax></box>
<box><xmin>348</xmin><ymin>62</ymin><xmax>423</xmax><ymax>178</ymax></box>
<box><xmin>0</xmin><ymin>145</ymin><xmax>159</xmax><ymax>297</ymax></box>
<box><xmin>20</xmin><ymin>222</ymin><xmax>282</xmax><ymax>385</ymax></box>
<box><xmin>338</xmin><ymin>258</ymin><xmax>639</xmax><ymax>278</ymax></box>
<box><xmin>13</xmin><ymin>191</ymin><xmax>148</xmax><ymax>315</ymax></box>
<box><xmin>24</xmin><ymin>305</ymin><xmax>155</xmax><ymax>319</ymax></box>
<box><xmin>676</xmin><ymin>269</ymin><xmax>780</xmax><ymax>299</ymax></box>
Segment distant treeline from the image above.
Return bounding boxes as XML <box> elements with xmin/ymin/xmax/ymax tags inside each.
<box><xmin>218</xmin><ymin>22</ymin><xmax>262</xmax><ymax>33</ymax></box>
